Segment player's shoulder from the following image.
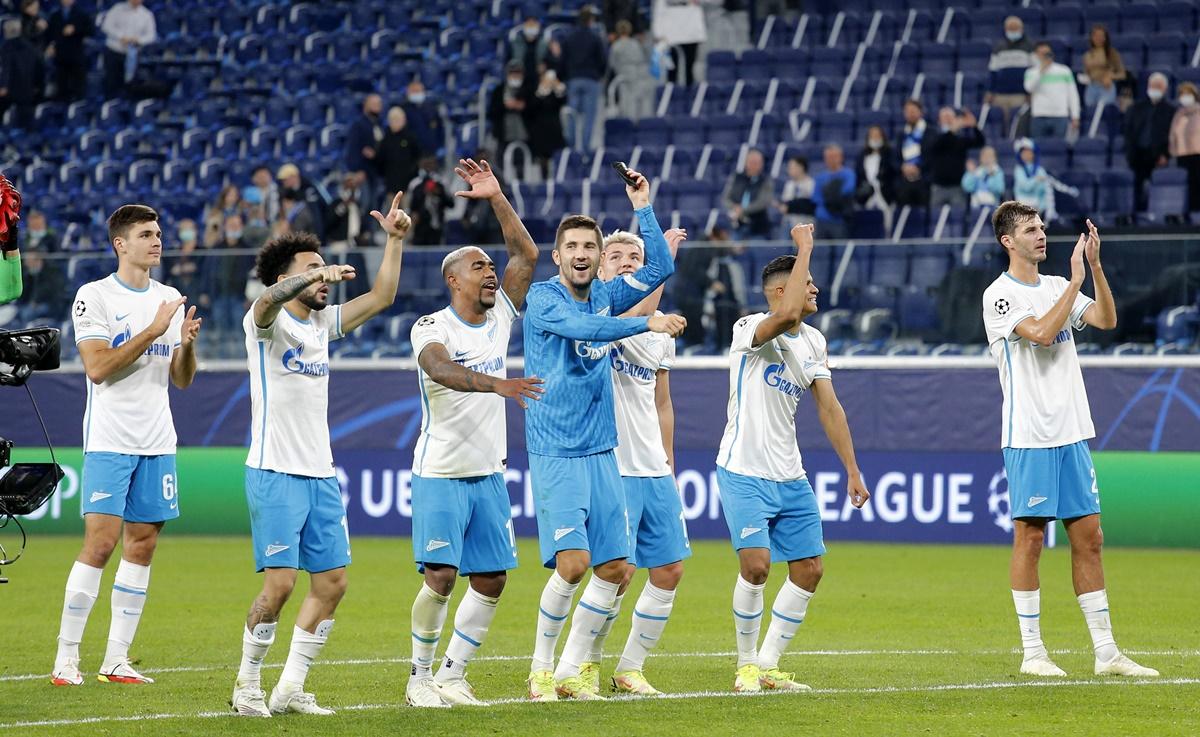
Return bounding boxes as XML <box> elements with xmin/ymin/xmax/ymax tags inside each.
<box><xmin>525</xmin><ymin>279</ymin><xmax>562</xmax><ymax>303</ymax></box>
<box><xmin>734</xmin><ymin>311</ymin><xmax>769</xmax><ymax>330</ymax></box>
<box><xmin>150</xmin><ymin>279</ymin><xmax>182</xmax><ymax>299</ymax></box>
<box><xmin>412</xmin><ymin>308</ymin><xmax>449</xmax><ymax>332</ymax></box>
<box><xmin>798</xmin><ymin>321</ymin><xmax>827</xmax><ymax>345</ymax></box>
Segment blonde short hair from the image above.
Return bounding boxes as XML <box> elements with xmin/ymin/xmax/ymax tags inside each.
<box><xmin>602</xmin><ymin>230</ymin><xmax>644</xmax><ymax>252</ymax></box>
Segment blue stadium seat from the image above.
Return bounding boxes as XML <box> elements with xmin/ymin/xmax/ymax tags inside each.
<box><xmin>669</xmin><ymin>117</ymin><xmax>707</xmax><ymax>149</ymax></box>
<box><xmin>1146</xmin><ymin>33</ymin><xmax>1188</xmax><ymax>70</ymax></box>
<box><xmin>1045</xmin><ymin>4</ymin><xmax>1084</xmax><ymax>38</ymax></box>
<box><xmin>706</xmin><ymin>51</ymin><xmax>738</xmax><ymax>84</ymax></box>
<box><xmin>1118</xmin><ymin>3</ymin><xmax>1159</xmax><ymax>35</ymax></box>
<box><xmin>1097</xmin><ymin>168</ymin><xmax>1135</xmax><ymax>215</ymax></box>
<box><xmin>1072</xmin><ymin>138</ymin><xmax>1108</xmax><ymax>170</ymax></box>
<box><xmin>897</xmin><ymin>286</ymin><xmax>939</xmax><ymax>334</ymax></box>
<box><xmin>1159</xmin><ymin>2</ymin><xmax>1198</xmax><ymax>32</ymax></box>
<box><xmin>1060</xmin><ymin>171</ymin><xmax>1098</xmax><ymax>213</ymax></box>
<box><xmin>1148</xmin><ymin>168</ymin><xmax>1188</xmax><ymax>219</ymax></box>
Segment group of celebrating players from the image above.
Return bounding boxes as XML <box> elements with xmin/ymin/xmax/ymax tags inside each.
<box><xmin>45</xmin><ymin>159</ymin><xmax>1157</xmax><ymax>716</ymax></box>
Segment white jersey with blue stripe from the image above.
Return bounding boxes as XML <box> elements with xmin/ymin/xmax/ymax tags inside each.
<box><xmin>611</xmin><ymin>320</ymin><xmax>675</xmax><ymax>477</ymax></box>
<box><xmin>717</xmin><ymin>314</ymin><xmax>832</xmax><ymax>482</ymax></box>
<box><xmin>409</xmin><ymin>290</ymin><xmax>519</xmax><ymax>478</ymax></box>
<box><xmin>244</xmin><ymin>303</ymin><xmax>344</xmax><ymax>478</ymax></box>
<box><xmin>71</xmin><ymin>274</ymin><xmax>183</xmax><ymax>455</ymax></box>
<box><xmin>982</xmin><ymin>272</ymin><xmax>1095</xmax><ymax>449</ymax></box>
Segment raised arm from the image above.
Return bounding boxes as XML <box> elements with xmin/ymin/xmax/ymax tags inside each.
<box><xmin>752</xmin><ymin>223</ymin><xmax>814</xmax><ymax>347</ymax></box>
<box><xmin>609</xmin><ymin>169</ymin><xmax>676</xmax><ymax>315</ymax></box>
<box><xmin>810</xmin><ymin>378</ymin><xmax>869</xmax><ymax>509</ymax></box>
<box><xmin>1011</xmin><ymin>235</ymin><xmax>1088</xmax><ymax>345</ymax></box>
<box><xmin>78</xmin><ymin>297</ymin><xmax>184</xmax><ymax>385</ymax></box>
<box><xmin>169</xmin><ymin>305</ymin><xmax>202</xmax><ymax>389</ymax></box>
<box><xmin>620</xmin><ymin>228</ymin><xmax>686</xmax><ymax>318</ymax></box>
<box><xmin>527</xmin><ymin>287</ymin><xmax>685</xmax><ymax>341</ymax></box>
<box><xmin>1080</xmin><ymin>218</ymin><xmax>1116</xmax><ymax>330</ymax></box>
<box><xmin>340</xmin><ymin>192</ymin><xmax>411</xmax><ymax>334</ymax></box>
<box><xmin>453</xmin><ymin>158</ymin><xmax>539</xmax><ymax>308</ymax></box>
<box><xmin>417</xmin><ymin>342</ymin><xmax>545</xmax><ymax>408</ymax></box>
<box><xmin>654</xmin><ymin>368</ymin><xmax>675</xmax><ymax>472</ymax></box>
<box><xmin>253</xmin><ymin>264</ymin><xmax>356</xmax><ymax>330</ymax></box>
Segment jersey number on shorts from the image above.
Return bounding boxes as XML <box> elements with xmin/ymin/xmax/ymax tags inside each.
<box><xmin>162</xmin><ymin>474</ymin><xmax>176</xmax><ymax>509</ymax></box>
<box><xmin>1090</xmin><ymin>467</ymin><xmax>1099</xmax><ymax>495</ymax></box>
<box><xmin>506</xmin><ymin>519</ymin><xmax>517</xmax><ymax>555</ymax></box>
<box><xmin>679</xmin><ymin>511</ymin><xmax>691</xmax><ymax>549</ymax></box>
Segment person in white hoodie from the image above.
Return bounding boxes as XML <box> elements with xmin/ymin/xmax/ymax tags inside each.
<box><xmin>1024</xmin><ymin>42</ymin><xmax>1079</xmax><ymax>141</ymax></box>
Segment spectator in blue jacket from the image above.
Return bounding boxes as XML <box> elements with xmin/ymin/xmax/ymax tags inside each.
<box><xmin>986</xmin><ymin>15</ymin><xmax>1034</xmax><ymax>133</ymax></box>
<box><xmin>897</xmin><ymin>98</ymin><xmax>929</xmax><ymax>207</ymax></box>
<box><xmin>1013</xmin><ymin>138</ymin><xmax>1053</xmax><ymax>219</ymax></box>
<box><xmin>344</xmin><ymin>93</ymin><xmax>383</xmax><ymax>203</ymax></box>
<box><xmin>961</xmin><ymin>145</ymin><xmax>1006</xmax><ymax>208</ymax></box>
<box><xmin>813</xmin><ymin>144</ymin><xmax>857</xmax><ymax>241</ymax></box>
<box><xmin>401</xmin><ymin>79</ymin><xmax>445</xmax><ymax>156</ymax></box>
<box><xmin>560</xmin><ymin>7</ymin><xmax>606</xmax><ymax>152</ymax></box>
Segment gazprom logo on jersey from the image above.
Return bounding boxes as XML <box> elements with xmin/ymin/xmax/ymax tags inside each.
<box><xmin>463</xmin><ymin>356</ymin><xmax>504</xmax><ymax>374</ymax></box>
<box><xmin>763</xmin><ymin>363</ymin><xmax>805</xmax><ymax>398</ymax></box>
<box><xmin>1034</xmin><ymin>329</ymin><xmax>1072</xmax><ymax>348</ymax></box>
<box><xmin>282</xmin><ymin>342</ymin><xmax>329</xmax><ymax>376</ymax></box>
<box><xmin>609</xmin><ymin>345</ymin><xmax>654</xmax><ymax>381</ymax></box>
<box><xmin>574</xmin><ymin>339</ymin><xmax>611</xmax><ymax>361</ymax></box>
<box><xmin>110</xmin><ymin>324</ymin><xmax>171</xmax><ymax>357</ymax></box>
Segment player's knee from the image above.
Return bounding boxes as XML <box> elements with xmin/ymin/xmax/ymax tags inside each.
<box><xmin>741</xmin><ymin>558</ymin><xmax>771</xmax><ymax>584</ymax></box>
<box><xmin>1015</xmin><ymin>523</ymin><xmax>1046</xmax><ymax>552</ymax></box>
<box><xmin>425</xmin><ymin>565</ymin><xmax>458</xmax><ymax>596</ymax></box>
<box><xmin>470</xmin><ymin>572</ymin><xmax>507</xmax><ymax>598</ymax></box>
<box><xmin>318</xmin><ymin>571</ymin><xmax>349</xmax><ymax>603</ymax></box>
<box><xmin>650</xmin><ymin>561</ymin><xmax>684</xmax><ymax>589</ymax></box>
<box><xmin>1071</xmin><ymin>527</ymin><xmax>1104</xmax><ymax>557</ymax></box>
<box><xmin>619</xmin><ymin>562</ymin><xmax>637</xmax><ymax>589</ymax></box>
<box><xmin>556</xmin><ymin>552</ymin><xmax>591</xmax><ymax>583</ymax></box>
<box><xmin>795</xmin><ymin>557</ymin><xmax>823</xmax><ymax>586</ymax></box>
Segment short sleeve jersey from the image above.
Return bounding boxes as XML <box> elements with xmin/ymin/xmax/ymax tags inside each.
<box><xmin>982</xmin><ymin>272</ymin><xmax>1096</xmax><ymax>449</ymax></box>
<box><xmin>244</xmin><ymin>303</ymin><xmax>344</xmax><ymax>478</ymax></box>
<box><xmin>409</xmin><ymin>290</ymin><xmax>519</xmax><ymax>478</ymax></box>
<box><xmin>610</xmin><ymin>317</ymin><xmax>675</xmax><ymax>477</ymax></box>
<box><xmin>71</xmin><ymin>275</ymin><xmax>183</xmax><ymax>455</ymax></box>
<box><xmin>716</xmin><ymin>314</ymin><xmax>832</xmax><ymax>482</ymax></box>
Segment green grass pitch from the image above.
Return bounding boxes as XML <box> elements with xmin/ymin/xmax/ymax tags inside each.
<box><xmin>2</xmin><ymin>537</ymin><xmax>1198</xmax><ymax>736</ymax></box>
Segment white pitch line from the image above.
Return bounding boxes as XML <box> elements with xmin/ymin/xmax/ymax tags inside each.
<box><xmin>3</xmin><ymin>648</ymin><xmax>1196</xmax><ymax>684</ymax></box>
<box><xmin>3</xmin><ymin>678</ymin><xmax>1198</xmax><ymax>729</ymax></box>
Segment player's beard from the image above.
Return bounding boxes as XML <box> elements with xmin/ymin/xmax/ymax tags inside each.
<box><xmin>299</xmin><ymin>288</ymin><xmax>329</xmax><ymax>311</ymax></box>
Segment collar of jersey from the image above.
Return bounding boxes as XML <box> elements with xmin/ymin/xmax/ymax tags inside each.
<box><xmin>111</xmin><ymin>273</ymin><xmax>150</xmax><ymax>292</ymax></box>
<box><xmin>448</xmin><ymin>305</ymin><xmax>487</xmax><ymax>328</ymax></box>
<box><xmin>1003</xmin><ymin>271</ymin><xmax>1041</xmax><ymax>287</ymax></box>
<box><xmin>283</xmin><ymin>306</ymin><xmax>311</xmax><ymax>324</ymax></box>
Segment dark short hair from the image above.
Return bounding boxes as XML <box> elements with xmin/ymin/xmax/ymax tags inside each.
<box><xmin>107</xmin><ymin>204</ymin><xmax>159</xmax><ymax>244</ymax></box>
<box><xmin>788</xmin><ymin>155</ymin><xmax>809</xmax><ymax>170</ymax></box>
<box><xmin>904</xmin><ymin>98</ymin><xmax>924</xmax><ymax>112</ymax></box>
<box><xmin>554</xmin><ymin>214</ymin><xmax>603</xmax><ymax>252</ymax></box>
<box><xmin>256</xmin><ymin>231</ymin><xmax>322</xmax><ymax>286</ymax></box>
<box><xmin>992</xmin><ymin>200</ymin><xmax>1041</xmax><ymax>246</ymax></box>
<box><xmin>762</xmin><ymin>255</ymin><xmax>796</xmax><ymax>287</ymax></box>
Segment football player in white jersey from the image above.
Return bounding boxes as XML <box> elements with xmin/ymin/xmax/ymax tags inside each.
<box><xmin>229</xmin><ymin>193</ymin><xmax>412</xmax><ymax>717</ymax></box>
<box><xmin>575</xmin><ymin>226</ymin><xmax>689</xmax><ymax>698</ymax></box>
<box><xmin>54</xmin><ymin>204</ymin><xmax>202</xmax><ymax>687</ymax></box>
<box><xmin>982</xmin><ymin>202</ymin><xmax>1157</xmax><ymax>679</ymax></box>
<box><xmin>404</xmin><ymin>158</ymin><xmax>543</xmax><ymax>708</ymax></box>
<box><xmin>715</xmin><ymin>223</ymin><xmax>869</xmax><ymax>693</ymax></box>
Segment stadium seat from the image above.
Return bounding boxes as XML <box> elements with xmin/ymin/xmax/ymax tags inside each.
<box><xmin>1147</xmin><ymin>168</ymin><xmax>1188</xmax><ymax>220</ymax></box>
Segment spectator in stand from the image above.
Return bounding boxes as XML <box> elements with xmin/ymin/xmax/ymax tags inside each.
<box><xmin>17</xmin><ymin>245</ymin><xmax>66</xmax><ymax>323</ymax></box>
<box><xmin>986</xmin><ymin>15</ymin><xmax>1034</xmax><ymax>134</ymax></box>
<box><xmin>162</xmin><ymin>218</ymin><xmax>212</xmax><ymax>316</ymax></box>
<box><xmin>202</xmin><ymin>185</ymin><xmax>243</xmax><ymax>248</ymax></box>
<box><xmin>19</xmin><ymin>0</ymin><xmax>48</xmax><ymax>51</ymax></box>
<box><xmin>509</xmin><ymin>13</ymin><xmax>550</xmax><ymax>81</ymax></box>
<box><xmin>325</xmin><ymin>173</ymin><xmax>371</xmax><ymax>249</ymax></box>
<box><xmin>47</xmin><ymin>0</ymin><xmax>92</xmax><ymax>101</ymax></box>
<box><xmin>245</xmin><ymin>166</ymin><xmax>279</xmax><ymax>224</ymax></box>
<box><xmin>671</xmin><ymin>223</ymin><xmax>745</xmax><ymax>351</ymax></box>
<box><xmin>408</xmin><ymin>156</ymin><xmax>452</xmax><ymax>245</ymax></box>
<box><xmin>603</xmin><ymin>0</ymin><xmax>644</xmax><ymax>39</ymax></box>
<box><xmin>651</xmin><ymin>0</ymin><xmax>705</xmax><ymax>86</ymax></box>
<box><xmin>345</xmin><ymin>92</ymin><xmax>384</xmax><ymax>201</ymax></box>
<box><xmin>561</xmin><ymin>6</ymin><xmax>607</xmax><ymax>152</ymax></box>
<box><xmin>1079</xmin><ymin>24</ymin><xmax>1126</xmax><ymax>109</ymax></box>
<box><xmin>1013</xmin><ymin>138</ymin><xmax>1054</xmax><ymax>221</ymax></box>
<box><xmin>897</xmin><ymin>98</ymin><xmax>929</xmax><ymax>207</ymax></box>
<box><xmin>609</xmin><ymin>20</ymin><xmax>655</xmax><ymax>121</ymax></box>
<box><xmin>961</xmin><ymin>145</ymin><xmax>1006</xmax><ymax>209</ymax></box>
<box><xmin>0</xmin><ymin>18</ymin><xmax>44</xmax><ymax>128</ymax></box>
<box><xmin>488</xmin><ymin>60</ymin><xmax>531</xmax><ymax>160</ymax></box>
<box><xmin>276</xmin><ymin>162</ymin><xmax>330</xmax><ymax>234</ymax></box>
<box><xmin>401</xmin><ymin>79</ymin><xmax>444</xmax><ymax>156</ymax></box>
<box><xmin>211</xmin><ymin>213</ymin><xmax>254</xmax><ymax>334</ymax></box>
<box><xmin>23</xmin><ymin>210</ymin><xmax>59</xmax><ymax>252</ymax></box>
<box><xmin>461</xmin><ymin>149</ymin><xmax>506</xmax><ymax>245</ymax></box>
<box><xmin>280</xmin><ymin>187</ymin><xmax>319</xmax><ymax>236</ymax></box>
<box><xmin>855</xmin><ymin>125</ymin><xmax>899</xmax><ymax>228</ymax></box>
<box><xmin>1124</xmin><ymin>72</ymin><xmax>1177</xmax><ymax>212</ymax></box>
<box><xmin>1025</xmin><ymin>42</ymin><xmax>1080</xmax><ymax>141</ymax></box>
<box><xmin>1169</xmin><ymin>82</ymin><xmax>1200</xmax><ymax>215</ymax></box>
<box><xmin>778</xmin><ymin>155</ymin><xmax>815</xmax><ymax>230</ymax></box>
<box><xmin>99</xmin><ymin>0</ymin><xmax>156</xmax><ymax>98</ymax></box>
<box><xmin>923</xmin><ymin>106</ymin><xmax>985</xmax><ymax>211</ymax></box>
<box><xmin>722</xmin><ymin>148</ymin><xmax>773</xmax><ymax>239</ymax></box>
<box><xmin>526</xmin><ymin>68</ymin><xmax>568</xmax><ymax>177</ymax></box>
<box><xmin>812</xmin><ymin>144</ymin><xmax>856</xmax><ymax>241</ymax></box>
<box><xmin>378</xmin><ymin>105</ymin><xmax>422</xmax><ymax>201</ymax></box>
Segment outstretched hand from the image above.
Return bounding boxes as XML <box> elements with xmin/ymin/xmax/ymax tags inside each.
<box><xmin>664</xmin><ymin>227</ymin><xmax>687</xmax><ymax>256</ymax></box>
<box><xmin>496</xmin><ymin>376</ymin><xmax>546</xmax><ymax>409</ymax></box>
<box><xmin>454</xmin><ymin>158</ymin><xmax>503</xmax><ymax>200</ymax></box>
<box><xmin>370</xmin><ymin>191</ymin><xmax>412</xmax><ymax>239</ymax></box>
<box><xmin>624</xmin><ymin>167</ymin><xmax>651</xmax><ymax>209</ymax></box>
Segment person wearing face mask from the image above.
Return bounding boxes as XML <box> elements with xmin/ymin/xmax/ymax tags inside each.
<box><xmin>855</xmin><ymin>126</ymin><xmax>899</xmax><ymax>228</ymax></box>
<box><xmin>401</xmin><ymin>79</ymin><xmax>444</xmax><ymax>157</ymax></box>
<box><xmin>1025</xmin><ymin>42</ymin><xmax>1080</xmax><ymax>141</ymax></box>
<box><xmin>162</xmin><ymin>218</ymin><xmax>212</xmax><ymax>316</ymax></box>
<box><xmin>986</xmin><ymin>16</ymin><xmax>1035</xmax><ymax>134</ymax></box>
<box><xmin>23</xmin><ymin>210</ymin><xmax>59</xmax><ymax>251</ymax></box>
<box><xmin>1123</xmin><ymin>72</ymin><xmax>1177</xmax><ymax>212</ymax></box>
<box><xmin>211</xmin><ymin>213</ymin><xmax>255</xmax><ymax>335</ymax></box>
<box><xmin>527</xmin><ymin>69</ymin><xmax>568</xmax><ymax>177</ymax></box>
<box><xmin>488</xmin><ymin>60</ymin><xmax>532</xmax><ymax>162</ymax></box>
<box><xmin>961</xmin><ymin>146</ymin><xmax>1007</xmax><ymax>209</ymax></box>
<box><xmin>509</xmin><ymin>13</ymin><xmax>549</xmax><ymax>81</ymax></box>
<box><xmin>1168</xmin><ymin>82</ymin><xmax>1200</xmax><ymax>216</ymax></box>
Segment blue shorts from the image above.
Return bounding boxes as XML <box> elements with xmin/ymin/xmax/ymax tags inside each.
<box><xmin>716</xmin><ymin>467</ymin><xmax>826</xmax><ymax>563</ymax></box>
<box><xmin>1003</xmin><ymin>440</ymin><xmax>1100</xmax><ymax>521</ymax></box>
<box><xmin>244</xmin><ymin>467</ymin><xmax>352</xmax><ymax>573</ymax></box>
<box><xmin>81</xmin><ymin>452</ymin><xmax>179</xmax><ymax>523</ymax></box>
<box><xmin>624</xmin><ymin>475</ymin><xmax>692</xmax><ymax>569</ymax></box>
<box><xmin>411</xmin><ymin>473</ymin><xmax>519</xmax><ymax>575</ymax></box>
<box><xmin>530</xmin><ymin>451</ymin><xmax>630</xmax><ymax>569</ymax></box>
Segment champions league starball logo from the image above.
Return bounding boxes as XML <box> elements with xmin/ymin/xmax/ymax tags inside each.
<box><xmin>987</xmin><ymin>470</ymin><xmax>1013</xmax><ymax>533</ymax></box>
<box><xmin>994</xmin><ymin>298</ymin><xmax>1010</xmax><ymax>316</ymax></box>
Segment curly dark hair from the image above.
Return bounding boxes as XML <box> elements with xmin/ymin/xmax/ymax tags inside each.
<box><xmin>255</xmin><ymin>231</ymin><xmax>322</xmax><ymax>287</ymax></box>
<box><xmin>762</xmin><ymin>255</ymin><xmax>797</xmax><ymax>287</ymax></box>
